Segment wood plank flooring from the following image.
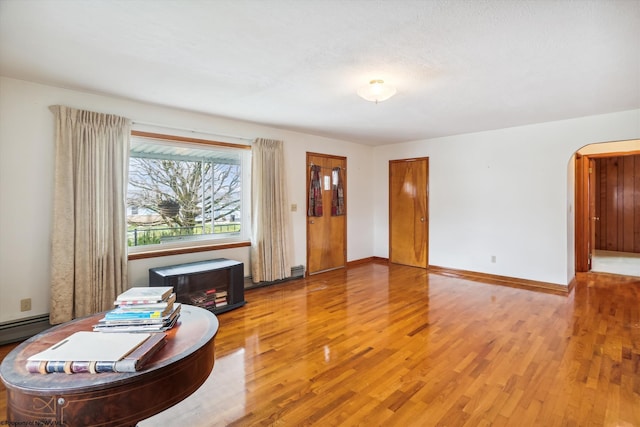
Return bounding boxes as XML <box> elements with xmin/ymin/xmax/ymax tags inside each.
<box><xmin>2</xmin><ymin>263</ymin><xmax>640</xmax><ymax>426</ymax></box>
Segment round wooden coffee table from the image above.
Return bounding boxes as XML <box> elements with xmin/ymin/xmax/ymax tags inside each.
<box><xmin>0</xmin><ymin>305</ymin><xmax>218</xmax><ymax>427</ymax></box>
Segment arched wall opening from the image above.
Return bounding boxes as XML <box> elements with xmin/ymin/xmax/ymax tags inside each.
<box><xmin>569</xmin><ymin>139</ymin><xmax>640</xmax><ymax>278</ymax></box>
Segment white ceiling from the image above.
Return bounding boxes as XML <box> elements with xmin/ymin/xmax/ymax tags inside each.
<box><xmin>1</xmin><ymin>0</ymin><xmax>639</xmax><ymax>146</ymax></box>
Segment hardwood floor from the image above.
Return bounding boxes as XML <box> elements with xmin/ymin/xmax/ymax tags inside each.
<box><xmin>3</xmin><ymin>263</ymin><xmax>640</xmax><ymax>426</ymax></box>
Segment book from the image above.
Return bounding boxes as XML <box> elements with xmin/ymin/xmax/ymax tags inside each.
<box><xmin>105</xmin><ymin>304</ymin><xmax>175</xmax><ymax>320</ymax></box>
<box><xmin>114</xmin><ymin>286</ymin><xmax>173</xmax><ymax>305</ymax></box>
<box><xmin>189</xmin><ymin>291</ymin><xmax>216</xmax><ymax>306</ymax></box>
<box><xmin>93</xmin><ymin>315</ymin><xmax>179</xmax><ymax>333</ymax></box>
<box><xmin>113</xmin><ymin>332</ymin><xmax>166</xmax><ymax>370</ymax></box>
<box><xmin>94</xmin><ymin>303</ymin><xmax>181</xmax><ymax>332</ymax></box>
<box><xmin>25</xmin><ymin>331</ymin><xmax>158</xmax><ymax>374</ymax></box>
<box><xmin>26</xmin><ymin>333</ymin><xmax>167</xmax><ymax>374</ymax></box>
<box><xmin>117</xmin><ymin>293</ymin><xmax>176</xmax><ymax>311</ymax></box>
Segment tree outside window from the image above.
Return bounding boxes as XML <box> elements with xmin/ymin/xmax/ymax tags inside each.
<box><xmin>126</xmin><ymin>134</ymin><xmax>249</xmax><ymax>247</ymax></box>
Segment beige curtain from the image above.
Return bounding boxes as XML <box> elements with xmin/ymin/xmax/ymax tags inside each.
<box><xmin>250</xmin><ymin>138</ymin><xmax>291</xmax><ymax>282</ymax></box>
<box><xmin>49</xmin><ymin>105</ymin><xmax>131</xmax><ymax>324</ymax></box>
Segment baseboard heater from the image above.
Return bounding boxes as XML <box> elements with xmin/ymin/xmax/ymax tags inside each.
<box><xmin>0</xmin><ymin>314</ymin><xmax>51</xmax><ymax>345</ymax></box>
<box><xmin>290</xmin><ymin>265</ymin><xmax>305</xmax><ymax>278</ymax></box>
<box><xmin>0</xmin><ymin>268</ymin><xmax>307</xmax><ymax>345</ymax></box>
<box><xmin>244</xmin><ymin>264</ymin><xmax>305</xmax><ymax>289</ymax></box>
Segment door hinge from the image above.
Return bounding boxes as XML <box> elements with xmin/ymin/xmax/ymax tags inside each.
<box><xmin>588</xmin><ymin>167</ymin><xmax>592</xmax><ymax>173</ymax></box>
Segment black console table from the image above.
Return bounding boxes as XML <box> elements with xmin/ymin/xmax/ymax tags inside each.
<box><xmin>149</xmin><ymin>258</ymin><xmax>245</xmax><ymax>314</ymax></box>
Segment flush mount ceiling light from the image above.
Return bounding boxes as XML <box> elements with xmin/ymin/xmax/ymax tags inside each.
<box><xmin>357</xmin><ymin>79</ymin><xmax>397</xmax><ymax>103</ymax></box>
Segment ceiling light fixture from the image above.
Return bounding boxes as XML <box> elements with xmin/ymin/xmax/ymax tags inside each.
<box><xmin>357</xmin><ymin>79</ymin><xmax>397</xmax><ymax>103</ymax></box>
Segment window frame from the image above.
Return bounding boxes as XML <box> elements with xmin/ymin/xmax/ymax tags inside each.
<box><xmin>127</xmin><ymin>131</ymin><xmax>252</xmax><ymax>260</ymax></box>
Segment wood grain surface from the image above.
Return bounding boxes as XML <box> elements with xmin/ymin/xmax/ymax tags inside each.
<box><xmin>1</xmin><ymin>305</ymin><xmax>217</xmax><ymax>426</ymax></box>
<box><xmin>594</xmin><ymin>154</ymin><xmax>640</xmax><ymax>253</ymax></box>
<box><xmin>4</xmin><ymin>263</ymin><xmax>640</xmax><ymax>426</ymax></box>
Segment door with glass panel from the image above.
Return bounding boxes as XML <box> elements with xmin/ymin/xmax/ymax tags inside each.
<box><xmin>306</xmin><ymin>152</ymin><xmax>347</xmax><ymax>275</ymax></box>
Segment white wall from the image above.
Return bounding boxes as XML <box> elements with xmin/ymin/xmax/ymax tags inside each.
<box><xmin>373</xmin><ymin>110</ymin><xmax>640</xmax><ymax>286</ymax></box>
<box><xmin>2</xmin><ymin>75</ymin><xmax>638</xmax><ymax>324</ymax></box>
<box><xmin>0</xmin><ymin>77</ymin><xmax>373</xmax><ymax>323</ymax></box>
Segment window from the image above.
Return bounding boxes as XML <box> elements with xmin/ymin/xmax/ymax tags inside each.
<box><xmin>127</xmin><ymin>132</ymin><xmax>251</xmax><ymax>251</ymax></box>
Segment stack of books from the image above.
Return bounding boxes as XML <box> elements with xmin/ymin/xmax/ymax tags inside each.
<box><xmin>214</xmin><ymin>290</ymin><xmax>228</xmax><ymax>308</ymax></box>
<box><xmin>190</xmin><ymin>288</ymin><xmax>228</xmax><ymax>310</ymax></box>
<box><xmin>93</xmin><ymin>286</ymin><xmax>181</xmax><ymax>333</ymax></box>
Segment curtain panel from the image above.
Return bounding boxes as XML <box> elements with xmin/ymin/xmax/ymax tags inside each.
<box><xmin>49</xmin><ymin>105</ymin><xmax>131</xmax><ymax>324</ymax></box>
<box><xmin>250</xmin><ymin>138</ymin><xmax>291</xmax><ymax>283</ymax></box>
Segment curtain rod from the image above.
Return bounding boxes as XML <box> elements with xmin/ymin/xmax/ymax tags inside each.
<box><xmin>131</xmin><ymin>120</ymin><xmax>254</xmax><ymax>142</ymax></box>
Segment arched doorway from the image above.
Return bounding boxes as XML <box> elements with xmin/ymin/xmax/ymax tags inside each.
<box><xmin>573</xmin><ymin>139</ymin><xmax>640</xmax><ymax>276</ymax></box>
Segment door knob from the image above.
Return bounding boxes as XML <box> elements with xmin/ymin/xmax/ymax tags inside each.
<box><xmin>420</xmin><ymin>217</ymin><xmax>425</xmax><ymax>222</ymax></box>
<box><xmin>310</xmin><ymin>220</ymin><xmax>315</xmax><ymax>224</ymax></box>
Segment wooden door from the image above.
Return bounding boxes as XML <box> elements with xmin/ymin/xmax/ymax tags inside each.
<box><xmin>575</xmin><ymin>154</ymin><xmax>592</xmax><ymax>272</ymax></box>
<box><xmin>306</xmin><ymin>153</ymin><xmax>347</xmax><ymax>275</ymax></box>
<box><xmin>589</xmin><ymin>158</ymin><xmax>597</xmax><ymax>259</ymax></box>
<box><xmin>389</xmin><ymin>158</ymin><xmax>429</xmax><ymax>268</ymax></box>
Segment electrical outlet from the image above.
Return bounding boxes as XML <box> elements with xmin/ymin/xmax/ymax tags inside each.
<box><xmin>20</xmin><ymin>298</ymin><xmax>31</xmax><ymax>312</ymax></box>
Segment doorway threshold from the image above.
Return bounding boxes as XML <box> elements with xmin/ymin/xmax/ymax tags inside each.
<box><xmin>592</xmin><ymin>250</ymin><xmax>640</xmax><ymax>277</ymax></box>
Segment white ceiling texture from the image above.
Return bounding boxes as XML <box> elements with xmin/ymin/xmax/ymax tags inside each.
<box><xmin>1</xmin><ymin>0</ymin><xmax>638</xmax><ymax>146</ymax></box>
